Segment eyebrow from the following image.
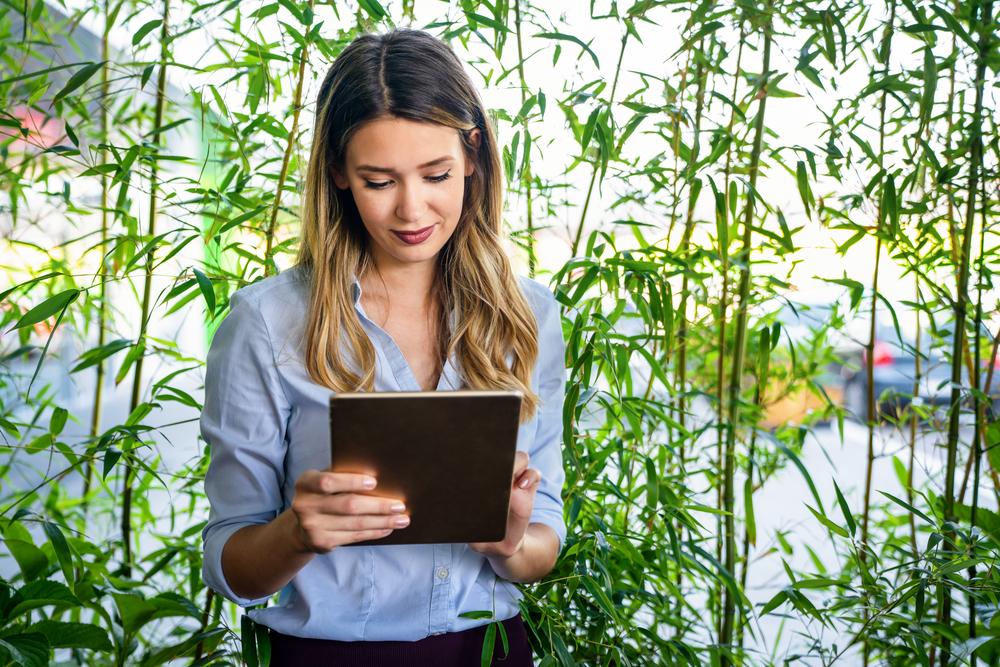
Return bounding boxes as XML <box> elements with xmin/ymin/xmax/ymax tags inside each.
<box><xmin>355</xmin><ymin>156</ymin><xmax>454</xmax><ymax>173</ymax></box>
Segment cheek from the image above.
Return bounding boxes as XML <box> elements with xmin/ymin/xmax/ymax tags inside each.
<box><xmin>440</xmin><ymin>179</ymin><xmax>467</xmax><ymax>220</ymax></box>
<box><xmin>352</xmin><ymin>189</ymin><xmax>392</xmax><ymax>227</ymax></box>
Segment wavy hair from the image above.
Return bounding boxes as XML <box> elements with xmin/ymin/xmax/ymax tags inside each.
<box><xmin>294</xmin><ymin>28</ymin><xmax>540</xmax><ymax>422</ymax></box>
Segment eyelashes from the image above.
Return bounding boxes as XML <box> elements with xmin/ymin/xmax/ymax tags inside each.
<box><xmin>363</xmin><ymin>170</ymin><xmax>452</xmax><ymax>190</ymax></box>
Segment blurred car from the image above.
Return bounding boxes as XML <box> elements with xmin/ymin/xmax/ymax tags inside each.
<box><xmin>768</xmin><ymin>299</ymin><xmax>1000</xmax><ymax>423</ymax></box>
<box><xmin>840</xmin><ymin>320</ymin><xmax>1000</xmax><ymax>421</ymax></box>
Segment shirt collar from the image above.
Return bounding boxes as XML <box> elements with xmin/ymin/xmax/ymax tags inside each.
<box><xmin>351</xmin><ymin>274</ymin><xmax>362</xmax><ymax>306</ymax></box>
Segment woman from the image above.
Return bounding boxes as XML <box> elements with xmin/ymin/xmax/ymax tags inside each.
<box><xmin>199</xmin><ymin>28</ymin><xmax>567</xmax><ymax>666</ymax></box>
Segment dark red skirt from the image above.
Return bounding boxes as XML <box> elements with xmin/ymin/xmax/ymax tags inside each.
<box><xmin>267</xmin><ymin>612</ymin><xmax>535</xmax><ymax>666</ymax></box>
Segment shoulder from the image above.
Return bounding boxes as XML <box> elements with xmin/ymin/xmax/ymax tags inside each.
<box><xmin>228</xmin><ymin>264</ymin><xmax>310</xmax><ymax>318</ymax></box>
<box><xmin>516</xmin><ymin>274</ymin><xmax>559</xmax><ymax>320</ymax></box>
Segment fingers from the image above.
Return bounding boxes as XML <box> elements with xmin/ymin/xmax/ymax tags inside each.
<box><xmin>512</xmin><ymin>451</ymin><xmax>530</xmax><ymax>479</ymax></box>
<box><xmin>515</xmin><ymin>466</ymin><xmax>542</xmax><ymax>490</ymax></box>
<box><xmin>317</xmin><ymin>493</ymin><xmax>407</xmax><ymax>517</ymax></box>
<box><xmin>297</xmin><ymin>470</ymin><xmax>377</xmax><ymax>495</ymax></box>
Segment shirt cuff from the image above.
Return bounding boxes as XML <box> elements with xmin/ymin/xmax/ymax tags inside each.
<box><xmin>202</xmin><ymin>522</ymin><xmax>274</xmax><ymax>608</ymax></box>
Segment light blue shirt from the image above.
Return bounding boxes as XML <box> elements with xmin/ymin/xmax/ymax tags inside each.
<box><xmin>200</xmin><ymin>263</ymin><xmax>567</xmax><ymax>641</ymax></box>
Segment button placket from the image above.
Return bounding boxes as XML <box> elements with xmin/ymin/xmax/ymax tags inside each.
<box><xmin>428</xmin><ymin>543</ymin><xmax>452</xmax><ymax>636</ymax></box>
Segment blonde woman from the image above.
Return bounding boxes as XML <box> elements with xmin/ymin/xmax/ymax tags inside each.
<box><xmin>200</xmin><ymin>28</ymin><xmax>567</xmax><ymax>666</ymax></box>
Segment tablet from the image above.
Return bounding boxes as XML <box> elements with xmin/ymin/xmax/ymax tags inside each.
<box><xmin>328</xmin><ymin>390</ymin><xmax>523</xmax><ymax>546</ymax></box>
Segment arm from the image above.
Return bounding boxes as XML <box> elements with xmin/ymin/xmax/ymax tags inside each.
<box><xmin>485</xmin><ymin>523</ymin><xmax>560</xmax><ymax>584</ymax></box>
<box><xmin>222</xmin><ymin>509</ymin><xmax>314</xmax><ymax>601</ymax></box>
<box><xmin>201</xmin><ymin>289</ymin><xmax>293</xmax><ymax>606</ymax></box>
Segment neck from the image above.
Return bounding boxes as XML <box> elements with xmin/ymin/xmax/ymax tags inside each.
<box><xmin>359</xmin><ymin>254</ymin><xmax>439</xmax><ymax>313</ymax></box>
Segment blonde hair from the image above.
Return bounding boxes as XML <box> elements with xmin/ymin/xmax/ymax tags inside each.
<box><xmin>294</xmin><ymin>29</ymin><xmax>540</xmax><ymax>422</ymax></box>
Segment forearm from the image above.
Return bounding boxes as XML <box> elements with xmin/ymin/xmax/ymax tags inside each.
<box><xmin>221</xmin><ymin>508</ymin><xmax>315</xmax><ymax>601</ymax></box>
<box><xmin>486</xmin><ymin>523</ymin><xmax>560</xmax><ymax>584</ymax></box>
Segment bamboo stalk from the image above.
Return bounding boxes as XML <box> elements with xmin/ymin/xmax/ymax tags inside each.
<box><xmin>721</xmin><ymin>10</ymin><xmax>772</xmax><ymax>664</ymax></box>
<box><xmin>263</xmin><ymin>0</ymin><xmax>316</xmax><ymax>276</ymax></box>
<box><xmin>714</xmin><ymin>27</ymin><xmax>745</xmax><ymax>641</ymax></box>
<box><xmin>860</xmin><ymin>3</ymin><xmax>896</xmax><ymax>662</ymax></box>
<box><xmin>513</xmin><ymin>0</ymin><xmax>537</xmax><ymax>277</ymax></box>
<box><xmin>907</xmin><ymin>279</ymin><xmax>921</xmax><ymax>558</ymax></box>
<box><xmin>967</xmin><ymin>157</ymin><xmax>988</xmax><ymax>667</ymax></box>
<box><xmin>570</xmin><ymin>31</ymin><xmax>629</xmax><ymax>258</ymax></box>
<box><xmin>81</xmin><ymin>0</ymin><xmax>113</xmax><ymax>519</ymax></box>
<box><xmin>121</xmin><ymin>0</ymin><xmax>171</xmax><ymax>577</ymax></box>
<box><xmin>670</xmin><ymin>38</ymin><xmax>707</xmax><ymax>642</ymax></box>
<box><xmin>939</xmin><ymin>2</ymin><xmax>992</xmax><ymax>663</ymax></box>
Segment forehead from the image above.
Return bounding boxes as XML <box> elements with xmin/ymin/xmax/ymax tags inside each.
<box><xmin>346</xmin><ymin>116</ymin><xmax>462</xmax><ymax>168</ymax></box>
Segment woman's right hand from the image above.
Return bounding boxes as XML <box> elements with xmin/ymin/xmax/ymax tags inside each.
<box><xmin>289</xmin><ymin>470</ymin><xmax>410</xmax><ymax>553</ymax></box>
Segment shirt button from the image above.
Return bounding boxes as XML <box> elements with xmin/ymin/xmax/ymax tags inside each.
<box><xmin>436</xmin><ymin>567</ymin><xmax>449</xmax><ymax>580</ymax></box>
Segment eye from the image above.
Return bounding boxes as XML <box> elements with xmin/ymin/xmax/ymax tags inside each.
<box><xmin>361</xmin><ymin>170</ymin><xmax>452</xmax><ymax>190</ymax></box>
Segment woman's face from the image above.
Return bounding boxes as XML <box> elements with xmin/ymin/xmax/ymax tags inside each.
<box><xmin>333</xmin><ymin>116</ymin><xmax>480</xmax><ymax>272</ymax></box>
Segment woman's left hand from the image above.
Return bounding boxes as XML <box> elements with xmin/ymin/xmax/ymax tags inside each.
<box><xmin>468</xmin><ymin>450</ymin><xmax>540</xmax><ymax>559</ymax></box>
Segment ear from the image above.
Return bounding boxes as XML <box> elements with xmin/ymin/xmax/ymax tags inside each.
<box><xmin>464</xmin><ymin>128</ymin><xmax>481</xmax><ymax>177</ymax></box>
<box><xmin>332</xmin><ymin>166</ymin><xmax>349</xmax><ymax>190</ymax></box>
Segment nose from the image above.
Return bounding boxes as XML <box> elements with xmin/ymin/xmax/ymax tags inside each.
<box><xmin>395</xmin><ymin>180</ymin><xmax>427</xmax><ymax>224</ymax></box>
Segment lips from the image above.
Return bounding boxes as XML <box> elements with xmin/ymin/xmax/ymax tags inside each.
<box><xmin>392</xmin><ymin>225</ymin><xmax>435</xmax><ymax>245</ymax></box>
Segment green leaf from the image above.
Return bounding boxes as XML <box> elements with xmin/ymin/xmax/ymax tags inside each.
<box><xmin>806</xmin><ymin>503</ymin><xmax>849</xmax><ymax>538</ymax></box>
<box><xmin>53</xmin><ymin>62</ymin><xmax>104</xmax><ymax>103</ymax></box>
<box><xmin>466</xmin><ymin>11</ymin><xmax>510</xmax><ymax>33</ymax></box>
<box><xmin>8</xmin><ymin>580</ymin><xmax>79</xmax><ymax>618</ymax></box>
<box><xmin>30</xmin><ymin>621</ymin><xmax>112</xmax><ymax>651</ymax></box>
<box><xmin>42</xmin><ymin>522</ymin><xmax>74</xmax><ymax>588</ymax></box>
<box><xmin>132</xmin><ymin>19</ymin><xmax>162</xmax><ymax>46</ymax></box>
<box><xmin>193</xmin><ymin>268</ymin><xmax>216</xmax><ymax>314</ymax></box>
<box><xmin>535</xmin><ymin>32</ymin><xmax>599</xmax><ymax>68</ymax></box>
<box><xmin>760</xmin><ymin>589</ymin><xmax>788</xmax><ymax>615</ymax></box>
<box><xmin>744</xmin><ymin>478</ymin><xmax>756</xmax><ymax>546</ymax></box>
<box><xmin>357</xmin><ymin>0</ymin><xmax>387</xmax><ymax>20</ymax></box>
<box><xmin>480</xmin><ymin>622</ymin><xmax>496</xmax><ymax>667</ymax></box>
<box><xmin>71</xmin><ymin>338</ymin><xmax>132</xmax><ymax>373</ymax></box>
<box><xmin>833</xmin><ymin>480</ymin><xmax>856</xmax><ymax>536</ymax></box>
<box><xmin>796</xmin><ymin>160</ymin><xmax>813</xmax><ymax>218</ymax></box>
<box><xmin>0</xmin><ymin>633</ymin><xmax>49</xmax><ymax>667</ymax></box>
<box><xmin>9</xmin><ymin>289</ymin><xmax>79</xmax><ymax>332</ymax></box>
<box><xmin>241</xmin><ymin>615</ymin><xmax>259</xmax><ymax>667</ymax></box>
<box><xmin>879</xmin><ymin>491</ymin><xmax>935</xmax><ymax>525</ymax></box>
<box><xmin>919</xmin><ymin>46</ymin><xmax>937</xmax><ymax>128</ymax></box>
<box><xmin>459</xmin><ymin>610</ymin><xmax>494</xmax><ymax>620</ymax></box>
<box><xmin>4</xmin><ymin>538</ymin><xmax>48</xmax><ymax>581</ymax></box>
<box><xmin>644</xmin><ymin>455</ymin><xmax>659</xmax><ymax>510</ymax></box>
<box><xmin>45</xmin><ymin>409</ymin><xmax>68</xmax><ymax>439</ymax></box>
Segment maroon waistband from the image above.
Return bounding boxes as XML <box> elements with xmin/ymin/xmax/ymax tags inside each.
<box><xmin>266</xmin><ymin>612</ymin><xmax>534</xmax><ymax>666</ymax></box>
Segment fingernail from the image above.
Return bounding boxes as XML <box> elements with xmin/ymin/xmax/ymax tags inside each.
<box><xmin>362</xmin><ymin>477</ymin><xmax>376</xmax><ymax>489</ymax></box>
<box><xmin>391</xmin><ymin>502</ymin><xmax>406</xmax><ymax>513</ymax></box>
<box><xmin>394</xmin><ymin>516</ymin><xmax>410</xmax><ymax>527</ymax></box>
<box><xmin>519</xmin><ymin>477</ymin><xmax>530</xmax><ymax>488</ymax></box>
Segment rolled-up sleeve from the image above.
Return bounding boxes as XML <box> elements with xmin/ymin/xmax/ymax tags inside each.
<box><xmin>200</xmin><ymin>289</ymin><xmax>291</xmax><ymax>607</ymax></box>
<box><xmin>527</xmin><ymin>285</ymin><xmax>568</xmax><ymax>553</ymax></box>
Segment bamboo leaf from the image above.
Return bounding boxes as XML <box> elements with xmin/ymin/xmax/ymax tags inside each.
<box><xmin>193</xmin><ymin>268</ymin><xmax>216</xmax><ymax>314</ymax></box>
<box><xmin>132</xmin><ymin>19</ymin><xmax>162</xmax><ymax>46</ymax></box>
<box><xmin>480</xmin><ymin>622</ymin><xmax>496</xmax><ymax>667</ymax></box>
<box><xmin>9</xmin><ymin>289</ymin><xmax>79</xmax><ymax>332</ymax></box>
<box><xmin>53</xmin><ymin>62</ymin><xmax>104</xmax><ymax>103</ymax></box>
<box><xmin>535</xmin><ymin>32</ymin><xmax>599</xmax><ymax>67</ymax></box>
<box><xmin>744</xmin><ymin>478</ymin><xmax>756</xmax><ymax>546</ymax></box>
<box><xmin>833</xmin><ymin>480</ymin><xmax>856</xmax><ymax>536</ymax></box>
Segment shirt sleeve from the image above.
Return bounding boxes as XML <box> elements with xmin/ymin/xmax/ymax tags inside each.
<box><xmin>200</xmin><ymin>289</ymin><xmax>292</xmax><ymax>607</ymax></box>
<box><xmin>526</xmin><ymin>285</ymin><xmax>568</xmax><ymax>554</ymax></box>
